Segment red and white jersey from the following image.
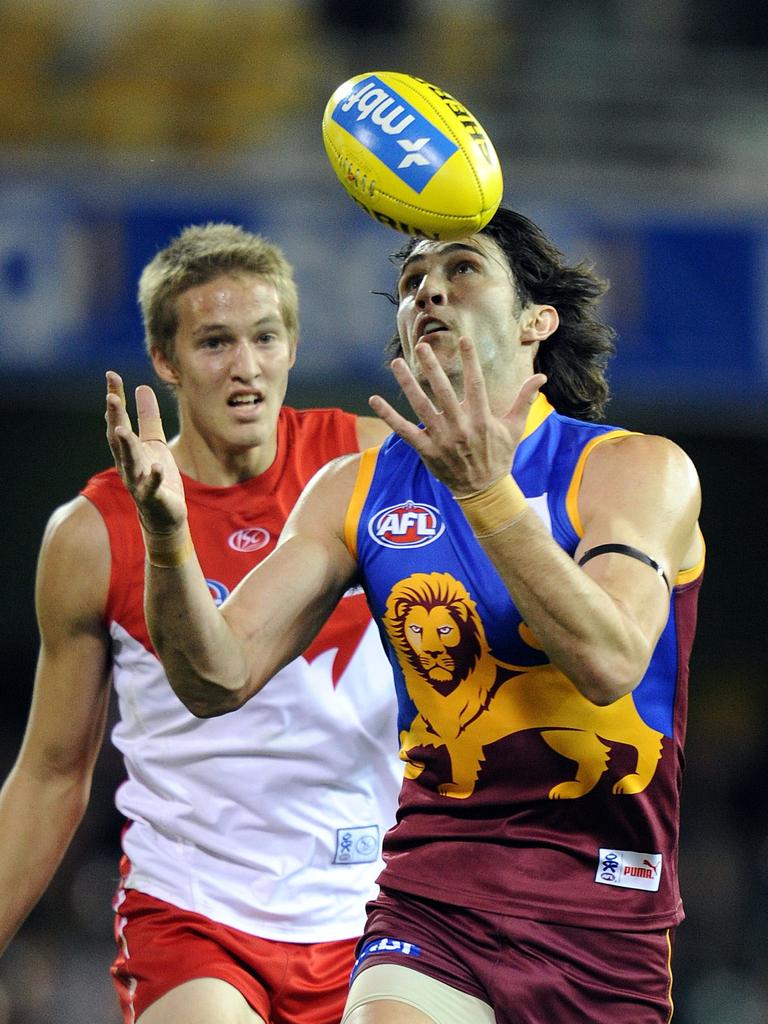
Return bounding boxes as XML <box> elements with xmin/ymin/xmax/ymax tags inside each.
<box><xmin>83</xmin><ymin>407</ymin><xmax>401</xmax><ymax>942</ymax></box>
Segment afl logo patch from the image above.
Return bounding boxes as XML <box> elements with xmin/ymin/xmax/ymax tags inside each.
<box><xmin>368</xmin><ymin>501</ymin><xmax>444</xmax><ymax>549</ymax></box>
<box><xmin>228</xmin><ymin>527</ymin><xmax>271</xmax><ymax>552</ymax></box>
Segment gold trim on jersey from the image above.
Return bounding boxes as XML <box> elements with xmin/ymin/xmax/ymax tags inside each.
<box><xmin>674</xmin><ymin>527</ymin><xmax>706</xmax><ymax>586</ymax></box>
<box><xmin>664</xmin><ymin>928</ymin><xmax>675</xmax><ymax>1022</ymax></box>
<box><xmin>345</xmin><ymin>446</ymin><xmax>379</xmax><ymax>560</ymax></box>
<box><xmin>564</xmin><ymin>430</ymin><xmax>636</xmax><ymax>536</ymax></box>
<box><xmin>521</xmin><ymin>392</ymin><xmax>555</xmax><ymax>440</ymax></box>
<box><xmin>343</xmin><ymin>396</ymin><xmax>553</xmax><ymax>561</ymax></box>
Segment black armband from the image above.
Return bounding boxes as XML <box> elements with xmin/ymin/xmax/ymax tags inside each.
<box><xmin>577</xmin><ymin>543</ymin><xmax>670</xmax><ymax>592</ymax></box>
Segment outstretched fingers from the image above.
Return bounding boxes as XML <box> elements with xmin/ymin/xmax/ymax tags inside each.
<box><xmin>368</xmin><ymin>388</ymin><xmax>423</xmax><ymax>448</ymax></box>
<box><xmin>503</xmin><ymin>371</ymin><xmax>548</xmax><ymax>436</ymax></box>
<box><xmin>106</xmin><ymin>369</ymin><xmax>126</xmax><ymax>408</ymax></box>
<box><xmin>106</xmin><ymin>371</ymin><xmax>130</xmax><ymax>446</ymax></box>
<box><xmin>103</xmin><ymin>373</ymin><xmax>187</xmax><ymax>536</ymax></box>
<box><xmin>458</xmin><ymin>336</ymin><xmax>492</xmax><ymax>424</ymax></box>
<box><xmin>136</xmin><ymin>384</ymin><xmax>168</xmax><ymax>444</ymax></box>
<box><xmin>105</xmin><ymin>371</ymin><xmax>140</xmax><ymax>478</ymax></box>
<box><xmin>369</xmin><ymin>354</ymin><xmax>444</xmax><ymax>453</ymax></box>
<box><xmin>104</xmin><ymin>374</ymin><xmax>164</xmax><ymax>493</ymax></box>
<box><xmin>391</xmin><ymin>354</ymin><xmax>443</xmax><ymax>426</ymax></box>
<box><xmin>410</xmin><ymin>344</ymin><xmax>461</xmax><ymax>424</ymax></box>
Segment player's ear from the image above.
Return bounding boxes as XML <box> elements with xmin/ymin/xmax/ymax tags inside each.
<box><xmin>151</xmin><ymin>346</ymin><xmax>181</xmax><ymax>385</ymax></box>
<box><xmin>520</xmin><ymin>305</ymin><xmax>558</xmax><ymax>346</ymax></box>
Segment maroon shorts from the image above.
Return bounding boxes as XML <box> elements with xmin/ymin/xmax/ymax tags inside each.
<box><xmin>111</xmin><ymin>888</ymin><xmax>358</xmax><ymax>1024</ymax></box>
<box><xmin>353</xmin><ymin>888</ymin><xmax>675</xmax><ymax>1024</ymax></box>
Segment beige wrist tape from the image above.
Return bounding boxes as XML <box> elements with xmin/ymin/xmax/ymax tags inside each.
<box><xmin>454</xmin><ymin>474</ymin><xmax>527</xmax><ymax>538</ymax></box>
<box><xmin>143</xmin><ymin>524</ymin><xmax>194</xmax><ymax>568</ymax></box>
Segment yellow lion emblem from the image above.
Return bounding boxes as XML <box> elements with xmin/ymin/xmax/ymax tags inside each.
<box><xmin>383</xmin><ymin>572</ymin><xmax>664</xmax><ymax>800</ymax></box>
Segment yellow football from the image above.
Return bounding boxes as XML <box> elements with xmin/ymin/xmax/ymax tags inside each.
<box><xmin>322</xmin><ymin>71</ymin><xmax>503</xmax><ymax>240</ymax></box>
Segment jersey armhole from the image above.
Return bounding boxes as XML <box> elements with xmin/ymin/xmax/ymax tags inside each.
<box><xmin>675</xmin><ymin>527</ymin><xmax>706</xmax><ymax>586</ymax></box>
<box><xmin>344</xmin><ymin>447</ymin><xmax>379</xmax><ymax>560</ymax></box>
<box><xmin>564</xmin><ymin>429</ymin><xmax>636</xmax><ymax>537</ymax></box>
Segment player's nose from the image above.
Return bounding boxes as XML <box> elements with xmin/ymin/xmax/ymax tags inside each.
<box><xmin>230</xmin><ymin>338</ymin><xmax>260</xmax><ymax>379</ymax></box>
<box><xmin>415</xmin><ymin>268</ymin><xmax>447</xmax><ymax>308</ymax></box>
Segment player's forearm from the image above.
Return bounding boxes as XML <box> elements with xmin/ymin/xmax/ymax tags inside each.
<box><xmin>458</xmin><ymin>486</ymin><xmax>652</xmax><ymax>704</ymax></box>
<box><xmin>489</xmin><ymin>528</ymin><xmax>650</xmax><ymax>702</ymax></box>
<box><xmin>143</xmin><ymin>528</ymin><xmax>254</xmax><ymax>716</ymax></box>
<box><xmin>0</xmin><ymin>768</ymin><xmax>89</xmax><ymax>955</ymax></box>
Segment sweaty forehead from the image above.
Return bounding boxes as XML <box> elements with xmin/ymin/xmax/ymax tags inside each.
<box><xmin>180</xmin><ymin>273</ymin><xmax>280</xmax><ymax>314</ymax></box>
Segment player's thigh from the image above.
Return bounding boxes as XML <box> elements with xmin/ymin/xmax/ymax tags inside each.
<box><xmin>344</xmin><ymin>1003</ymin><xmax>435</xmax><ymax>1024</ymax></box>
<box><xmin>342</xmin><ymin>964</ymin><xmax>495</xmax><ymax>1024</ymax></box>
<box><xmin>137</xmin><ymin>977</ymin><xmax>266</xmax><ymax>1024</ymax></box>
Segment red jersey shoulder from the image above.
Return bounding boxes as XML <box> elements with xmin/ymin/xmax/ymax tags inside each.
<box><xmin>81</xmin><ymin>466</ymin><xmax>138</xmax><ymax>524</ymax></box>
<box><xmin>279</xmin><ymin>406</ymin><xmax>359</xmax><ymax>479</ymax></box>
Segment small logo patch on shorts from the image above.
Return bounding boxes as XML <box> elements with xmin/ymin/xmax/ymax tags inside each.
<box><xmin>350</xmin><ymin>937</ymin><xmax>422</xmax><ymax>981</ymax></box>
<box><xmin>333</xmin><ymin>825</ymin><xmax>380</xmax><ymax>864</ymax></box>
<box><xmin>595</xmin><ymin>848</ymin><xmax>662</xmax><ymax>891</ymax></box>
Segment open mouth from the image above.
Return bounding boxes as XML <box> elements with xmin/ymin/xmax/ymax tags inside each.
<box><xmin>417</xmin><ymin>317</ymin><xmax>449</xmax><ymax>341</ymax></box>
<box><xmin>228</xmin><ymin>394</ymin><xmax>263</xmax><ymax>408</ymax></box>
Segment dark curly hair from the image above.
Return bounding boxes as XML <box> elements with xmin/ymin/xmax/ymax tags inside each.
<box><xmin>385</xmin><ymin>207</ymin><xmax>616</xmax><ymax>421</ymax></box>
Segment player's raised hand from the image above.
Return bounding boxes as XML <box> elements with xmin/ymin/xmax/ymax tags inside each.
<box><xmin>369</xmin><ymin>336</ymin><xmax>545</xmax><ymax>496</ymax></box>
<box><xmin>105</xmin><ymin>371</ymin><xmax>187</xmax><ymax>534</ymax></box>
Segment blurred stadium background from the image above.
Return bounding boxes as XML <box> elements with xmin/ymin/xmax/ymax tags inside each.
<box><xmin>0</xmin><ymin>1</ymin><xmax>767</xmax><ymax>1021</ymax></box>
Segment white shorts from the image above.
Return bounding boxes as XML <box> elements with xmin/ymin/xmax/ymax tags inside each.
<box><xmin>341</xmin><ymin>963</ymin><xmax>496</xmax><ymax>1024</ymax></box>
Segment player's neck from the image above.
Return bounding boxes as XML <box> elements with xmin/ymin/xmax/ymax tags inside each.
<box><xmin>486</xmin><ymin>360</ymin><xmax>538</xmax><ymax>420</ymax></box>
<box><xmin>169</xmin><ymin>432</ymin><xmax>278</xmax><ymax>487</ymax></box>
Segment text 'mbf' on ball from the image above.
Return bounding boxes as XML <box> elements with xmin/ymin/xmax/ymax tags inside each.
<box><xmin>322</xmin><ymin>71</ymin><xmax>503</xmax><ymax>240</ymax></box>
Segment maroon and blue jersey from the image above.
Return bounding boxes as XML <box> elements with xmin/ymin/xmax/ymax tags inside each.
<box><xmin>344</xmin><ymin>395</ymin><xmax>703</xmax><ymax>931</ymax></box>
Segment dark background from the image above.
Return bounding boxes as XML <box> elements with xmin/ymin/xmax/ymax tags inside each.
<box><xmin>1</xmin><ymin>1</ymin><xmax>768</xmax><ymax>1021</ymax></box>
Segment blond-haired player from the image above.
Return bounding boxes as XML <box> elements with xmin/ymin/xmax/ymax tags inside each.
<box><xmin>0</xmin><ymin>224</ymin><xmax>401</xmax><ymax>1024</ymax></box>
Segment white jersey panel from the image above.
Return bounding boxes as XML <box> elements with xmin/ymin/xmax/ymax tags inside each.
<box><xmin>110</xmin><ymin>606</ymin><xmax>402</xmax><ymax>942</ymax></box>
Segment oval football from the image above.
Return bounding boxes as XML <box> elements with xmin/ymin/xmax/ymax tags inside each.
<box><xmin>322</xmin><ymin>71</ymin><xmax>503</xmax><ymax>239</ymax></box>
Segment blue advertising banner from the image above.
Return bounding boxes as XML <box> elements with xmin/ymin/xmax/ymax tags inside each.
<box><xmin>1</xmin><ymin>172</ymin><xmax>766</xmax><ymax>416</ymax></box>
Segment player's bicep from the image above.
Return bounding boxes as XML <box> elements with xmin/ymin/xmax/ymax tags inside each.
<box><xmin>26</xmin><ymin>498</ymin><xmax>112</xmax><ymax>778</ymax></box>
<box><xmin>576</xmin><ymin>434</ymin><xmax>701</xmax><ymax>635</ymax></box>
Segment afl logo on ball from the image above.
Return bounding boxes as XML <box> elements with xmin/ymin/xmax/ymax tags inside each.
<box><xmin>228</xmin><ymin>527</ymin><xmax>271</xmax><ymax>553</ymax></box>
<box><xmin>368</xmin><ymin>501</ymin><xmax>444</xmax><ymax>549</ymax></box>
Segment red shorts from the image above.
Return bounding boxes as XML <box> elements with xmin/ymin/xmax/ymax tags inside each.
<box><xmin>353</xmin><ymin>888</ymin><xmax>676</xmax><ymax>1024</ymax></box>
<box><xmin>111</xmin><ymin>888</ymin><xmax>358</xmax><ymax>1024</ymax></box>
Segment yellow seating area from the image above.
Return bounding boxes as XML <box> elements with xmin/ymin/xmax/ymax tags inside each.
<box><xmin>0</xmin><ymin>0</ymin><xmax>320</xmax><ymax>153</ymax></box>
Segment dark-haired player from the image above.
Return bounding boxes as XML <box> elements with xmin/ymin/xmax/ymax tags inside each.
<box><xmin>108</xmin><ymin>208</ymin><xmax>704</xmax><ymax>1023</ymax></box>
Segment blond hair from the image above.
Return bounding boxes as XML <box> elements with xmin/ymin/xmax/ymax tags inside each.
<box><xmin>138</xmin><ymin>223</ymin><xmax>299</xmax><ymax>361</ymax></box>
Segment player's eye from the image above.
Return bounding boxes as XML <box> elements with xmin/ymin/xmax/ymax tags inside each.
<box><xmin>452</xmin><ymin>259</ymin><xmax>477</xmax><ymax>276</ymax></box>
<box><xmin>399</xmin><ymin>271</ymin><xmax>424</xmax><ymax>295</ymax></box>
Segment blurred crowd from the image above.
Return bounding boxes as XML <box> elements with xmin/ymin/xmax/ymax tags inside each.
<box><xmin>1</xmin><ymin>0</ymin><xmax>767</xmax><ymax>196</ymax></box>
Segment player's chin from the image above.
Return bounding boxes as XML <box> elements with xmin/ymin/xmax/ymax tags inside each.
<box><xmin>425</xmin><ymin>350</ymin><xmax>464</xmax><ymax>386</ymax></box>
<box><xmin>226</xmin><ymin>417</ymin><xmax>270</xmax><ymax>445</ymax></box>
<box><xmin>418</xmin><ymin>375</ymin><xmax>464</xmax><ymax>409</ymax></box>
<box><xmin>411</xmin><ymin>336</ymin><xmax>455</xmax><ymax>368</ymax></box>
